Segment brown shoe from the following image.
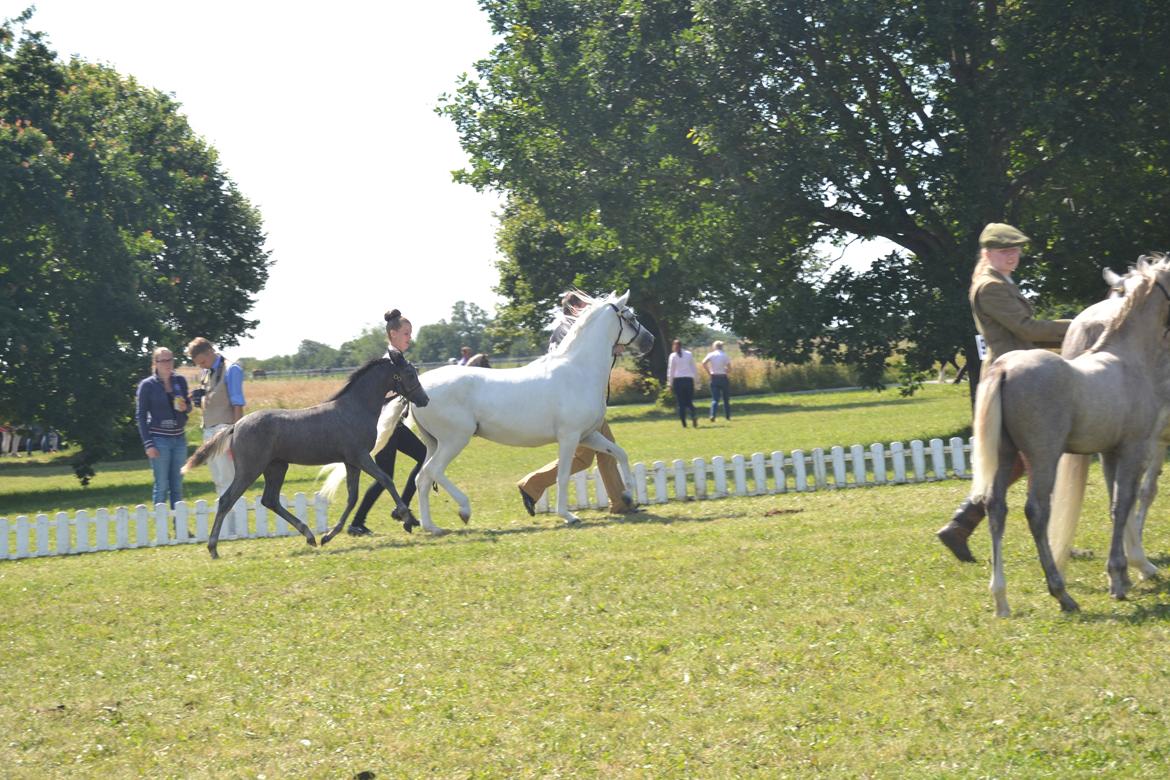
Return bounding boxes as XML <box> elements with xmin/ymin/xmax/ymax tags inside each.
<box><xmin>935</xmin><ymin>499</ymin><xmax>985</xmax><ymax>563</ymax></box>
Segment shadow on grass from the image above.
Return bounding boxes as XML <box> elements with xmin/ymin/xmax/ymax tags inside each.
<box><xmin>305</xmin><ymin>505</ymin><xmax>750</xmax><ymax>557</ymax></box>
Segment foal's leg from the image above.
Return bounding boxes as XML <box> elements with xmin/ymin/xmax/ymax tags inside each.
<box><xmin>1022</xmin><ymin>458</ymin><xmax>1079</xmax><ymax>613</ymax></box>
<box><xmin>1125</xmin><ymin>448</ymin><xmax>1164</xmax><ymax>579</ymax></box>
<box><xmin>320</xmin><ymin>465</ymin><xmax>362</xmax><ymax>545</ymax></box>
<box><xmin>207</xmin><ymin>466</ymin><xmax>263</xmax><ymax>560</ymax></box>
<box><xmin>1105</xmin><ymin>448</ymin><xmax>1154</xmax><ymax>599</ymax></box>
<box><xmin>578</xmin><ymin>430</ymin><xmax>636</xmax><ymax>508</ymax></box>
<box><xmin>259</xmin><ymin>462</ymin><xmax>317</xmax><ymax>548</ymax></box>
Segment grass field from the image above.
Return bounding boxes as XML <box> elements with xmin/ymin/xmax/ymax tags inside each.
<box><xmin>4</xmin><ymin>383</ymin><xmax>1170</xmax><ymax>778</ymax></box>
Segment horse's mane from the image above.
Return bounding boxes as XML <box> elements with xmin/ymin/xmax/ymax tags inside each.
<box><xmin>549</xmin><ymin>291</ymin><xmax>612</xmax><ymax>356</ymax></box>
<box><xmin>326</xmin><ymin>356</ymin><xmax>391</xmax><ymax>401</ymax></box>
<box><xmin>1091</xmin><ymin>254</ymin><xmax>1170</xmax><ymax>351</ymax></box>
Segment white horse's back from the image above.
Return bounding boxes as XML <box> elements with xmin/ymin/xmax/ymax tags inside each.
<box><xmin>412</xmin><ymin>358</ymin><xmax>607</xmax><ymax>448</ymax></box>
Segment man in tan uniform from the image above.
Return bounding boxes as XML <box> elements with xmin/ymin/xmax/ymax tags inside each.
<box><xmin>936</xmin><ymin>223</ymin><xmax>1072</xmax><ymax>562</ymax></box>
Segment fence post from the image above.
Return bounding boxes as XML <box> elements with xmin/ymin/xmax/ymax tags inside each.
<box><xmin>255</xmin><ymin>501</ymin><xmax>269</xmax><ymax>538</ymax></box>
<box><xmin>294</xmin><ymin>494</ymin><xmax>308</xmax><ymax>535</ymax></box>
<box><xmin>950</xmin><ymin>436</ymin><xmax>968</xmax><ymax>478</ymax></box>
<box><xmin>830</xmin><ymin>446</ymin><xmax>846</xmax><ymax>488</ymax></box>
<box><xmin>731</xmin><ymin>455</ymin><xmax>748</xmax><ymax>496</ymax></box>
<box><xmin>910</xmin><ymin>440</ymin><xmax>927</xmax><ymax>482</ymax></box>
<box><xmin>0</xmin><ymin>518</ymin><xmax>8</xmax><ymax>561</ymax></box>
<box><xmin>153</xmin><ymin>503</ymin><xmax>170</xmax><ymax>546</ymax></box>
<box><xmin>134</xmin><ymin>505</ymin><xmax>150</xmax><ymax>547</ymax></box>
<box><xmin>870</xmin><ymin>443</ymin><xmax>887</xmax><ymax>485</ymax></box>
<box><xmin>672</xmin><ymin>459</ymin><xmax>688</xmax><ymax>500</ymax></box>
<box><xmin>850</xmin><ymin>444</ymin><xmax>866</xmax><ymax>485</ymax></box>
<box><xmin>75</xmin><ymin>510</ymin><xmax>91</xmax><ymax>553</ymax></box>
<box><xmin>812</xmin><ymin>448</ymin><xmax>827</xmax><ymax>490</ymax></box>
<box><xmin>174</xmin><ymin>502</ymin><xmax>190</xmax><ymax>542</ymax></box>
<box><xmin>693</xmin><ymin>457</ymin><xmax>707</xmax><ymax>500</ymax></box>
<box><xmin>770</xmin><ymin>451</ymin><xmax>786</xmax><ymax>493</ymax></box>
<box><xmin>194</xmin><ymin>500</ymin><xmax>210</xmax><ymax>542</ymax></box>
<box><xmin>115</xmin><ymin>507</ymin><xmax>130</xmax><ymax>550</ymax></box>
<box><xmin>711</xmin><ymin>456</ymin><xmax>727</xmax><ymax>497</ymax></box>
<box><xmin>890</xmin><ymin>442</ymin><xmax>907</xmax><ymax>484</ymax></box>
<box><xmin>633</xmin><ymin>462</ymin><xmax>649</xmax><ymax>505</ymax></box>
<box><xmin>16</xmin><ymin>516</ymin><xmax>30</xmax><ymax>559</ymax></box>
<box><xmin>36</xmin><ymin>513</ymin><xmax>50</xmax><ymax>556</ymax></box>
<box><xmin>751</xmin><ymin>453</ymin><xmax>767</xmax><ymax>495</ymax></box>
<box><xmin>575</xmin><ymin>471</ymin><xmax>592</xmax><ymax>510</ymax></box>
<box><xmin>95</xmin><ymin>508</ymin><xmax>110</xmax><ymax>552</ymax></box>
<box><xmin>55</xmin><ymin>511</ymin><xmax>71</xmax><ymax>556</ymax></box>
<box><xmin>652</xmin><ymin>461</ymin><xmax>668</xmax><ymax>504</ymax></box>
<box><xmin>314</xmin><ymin>493</ymin><xmax>330</xmax><ymax>534</ymax></box>
<box><xmin>930</xmin><ymin>438</ymin><xmax>947</xmax><ymax>479</ymax></box>
<box><xmin>791</xmin><ymin>450</ymin><xmax>807</xmax><ymax>492</ymax></box>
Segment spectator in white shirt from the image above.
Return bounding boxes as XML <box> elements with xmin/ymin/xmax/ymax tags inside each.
<box><xmin>666</xmin><ymin>339</ymin><xmax>699</xmax><ymax>428</ymax></box>
<box><xmin>701</xmin><ymin>340</ymin><xmax>732</xmax><ymax>421</ymax></box>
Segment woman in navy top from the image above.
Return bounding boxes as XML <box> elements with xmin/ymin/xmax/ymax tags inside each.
<box><xmin>136</xmin><ymin>347</ymin><xmax>190</xmax><ymax>508</ymax></box>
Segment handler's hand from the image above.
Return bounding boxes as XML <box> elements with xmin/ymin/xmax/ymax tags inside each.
<box><xmin>146</xmin><ymin>447</ymin><xmax>160</xmax><ymax>459</ymax></box>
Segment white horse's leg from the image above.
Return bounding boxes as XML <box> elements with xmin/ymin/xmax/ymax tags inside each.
<box><xmin>1126</xmin><ymin>449</ymin><xmax>1163</xmax><ymax>579</ymax></box>
<box><xmin>554</xmin><ymin>437</ymin><xmax>583</xmax><ymax>525</ymax></box>
<box><xmin>578</xmin><ymin>430</ymin><xmax>635</xmax><ymax>507</ymax></box>
<box><xmin>430</xmin><ymin>471</ymin><xmax>472</xmax><ymax>524</ymax></box>
<box><xmin>415</xmin><ymin>432</ymin><xmax>474</xmax><ymax>535</ymax></box>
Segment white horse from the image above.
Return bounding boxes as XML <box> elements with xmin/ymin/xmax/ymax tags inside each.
<box><xmin>1048</xmin><ymin>264</ymin><xmax>1167</xmax><ymax>578</ymax></box>
<box><xmin>320</xmin><ymin>291</ymin><xmax>655</xmax><ymax>536</ymax></box>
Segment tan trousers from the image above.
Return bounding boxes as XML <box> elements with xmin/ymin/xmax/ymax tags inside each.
<box><xmin>517</xmin><ymin>421</ymin><xmax>633</xmax><ymax>513</ymax></box>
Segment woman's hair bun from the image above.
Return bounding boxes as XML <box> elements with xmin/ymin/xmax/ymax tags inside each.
<box><xmin>384</xmin><ymin>309</ymin><xmax>401</xmax><ymax>322</ymax></box>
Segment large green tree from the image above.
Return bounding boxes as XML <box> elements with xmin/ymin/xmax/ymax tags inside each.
<box><xmin>0</xmin><ymin>15</ymin><xmax>269</xmax><ymax>479</ymax></box>
<box><xmin>445</xmin><ymin>0</ymin><xmax>1170</xmax><ymax>384</ymax></box>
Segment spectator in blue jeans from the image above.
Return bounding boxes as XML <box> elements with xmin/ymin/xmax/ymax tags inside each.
<box><xmin>136</xmin><ymin>347</ymin><xmax>190</xmax><ymax>507</ymax></box>
<box><xmin>702</xmin><ymin>340</ymin><xmax>732</xmax><ymax>421</ymax></box>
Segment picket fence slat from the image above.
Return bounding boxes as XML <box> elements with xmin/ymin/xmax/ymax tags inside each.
<box><xmin>0</xmin><ymin>492</ymin><xmax>327</xmax><ymax>562</ymax></box>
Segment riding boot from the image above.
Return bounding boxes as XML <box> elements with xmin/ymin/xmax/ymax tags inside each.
<box><xmin>935</xmin><ymin>499</ymin><xmax>986</xmax><ymax>563</ymax></box>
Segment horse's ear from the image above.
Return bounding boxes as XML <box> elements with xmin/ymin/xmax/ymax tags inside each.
<box><xmin>1103</xmin><ymin>268</ymin><xmax>1123</xmax><ymax>288</ymax></box>
<box><xmin>616</xmin><ymin>290</ymin><xmax>630</xmax><ymax>306</ymax></box>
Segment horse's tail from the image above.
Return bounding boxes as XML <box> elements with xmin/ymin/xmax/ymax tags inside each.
<box><xmin>1049</xmin><ymin>453</ymin><xmax>1090</xmax><ymax>573</ymax></box>
<box><xmin>317</xmin><ymin>395</ymin><xmax>410</xmax><ymax>502</ymax></box>
<box><xmin>969</xmin><ymin>367</ymin><xmax>1004</xmax><ymax>503</ymax></box>
<box><xmin>181</xmin><ymin>426</ymin><xmax>233</xmax><ymax>475</ymax></box>
<box><xmin>373</xmin><ymin>395</ymin><xmax>409</xmax><ymax>456</ymax></box>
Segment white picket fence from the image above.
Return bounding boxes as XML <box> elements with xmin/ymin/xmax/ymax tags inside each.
<box><xmin>533</xmin><ymin>436</ymin><xmax>972</xmax><ymax>512</ymax></box>
<box><xmin>0</xmin><ymin>493</ymin><xmax>329</xmax><ymax>561</ymax></box>
<box><xmin>1</xmin><ymin>436</ymin><xmax>972</xmax><ymax>561</ymax></box>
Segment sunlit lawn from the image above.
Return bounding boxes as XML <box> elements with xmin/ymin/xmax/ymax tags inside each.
<box><xmin>6</xmin><ymin>383</ymin><xmax>1170</xmax><ymax>777</ymax></box>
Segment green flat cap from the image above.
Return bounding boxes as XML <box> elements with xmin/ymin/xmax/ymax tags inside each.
<box><xmin>979</xmin><ymin>223</ymin><xmax>1030</xmax><ymax>248</ymax></box>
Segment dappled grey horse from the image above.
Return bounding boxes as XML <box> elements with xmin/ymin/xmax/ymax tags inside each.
<box><xmin>968</xmin><ymin>255</ymin><xmax>1170</xmax><ymax>616</ymax></box>
<box><xmin>183</xmin><ymin>353</ymin><xmax>429</xmax><ymax>559</ymax></box>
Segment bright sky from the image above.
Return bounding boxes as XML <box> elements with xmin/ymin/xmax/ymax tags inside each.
<box><xmin>8</xmin><ymin>0</ymin><xmax>503</xmax><ymax>359</ymax></box>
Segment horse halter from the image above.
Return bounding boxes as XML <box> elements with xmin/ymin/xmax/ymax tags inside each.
<box><xmin>1155</xmin><ymin>279</ymin><xmax>1170</xmax><ymax>329</ymax></box>
<box><xmin>607</xmin><ymin>302</ymin><xmax>645</xmax><ymax>350</ymax></box>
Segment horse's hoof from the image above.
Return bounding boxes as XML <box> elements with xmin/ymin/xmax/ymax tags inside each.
<box><xmin>564</xmin><ymin>516</ymin><xmax>582</xmax><ymax>526</ymax></box>
<box><xmin>319</xmin><ymin>533</ymin><xmax>334</xmax><ymax>547</ymax></box>
<box><xmin>208</xmin><ymin>547</ymin><xmax>219</xmax><ymax>560</ymax></box>
<box><xmin>428</xmin><ymin>527</ymin><xmax>449</xmax><ymax>537</ymax></box>
<box><xmin>402</xmin><ymin>520</ymin><xmax>414</xmax><ymax>534</ymax></box>
<box><xmin>307</xmin><ymin>536</ymin><xmax>318</xmax><ymax>548</ymax></box>
<box><xmin>459</xmin><ymin>512</ymin><xmax>471</xmax><ymax>525</ymax></box>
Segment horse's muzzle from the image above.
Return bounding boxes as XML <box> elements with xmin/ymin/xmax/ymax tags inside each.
<box><xmin>632</xmin><ymin>330</ymin><xmax>655</xmax><ymax>356</ymax></box>
<box><xmin>411</xmin><ymin>390</ymin><xmax>430</xmax><ymax>407</ymax></box>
